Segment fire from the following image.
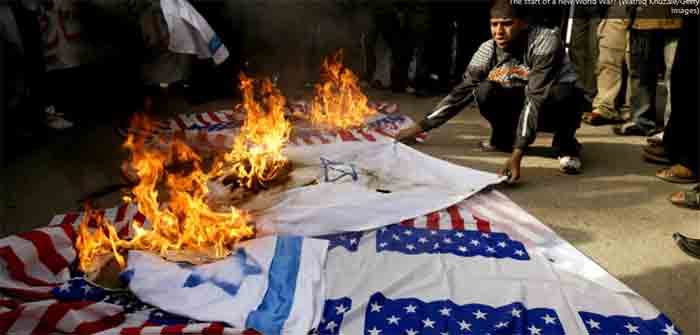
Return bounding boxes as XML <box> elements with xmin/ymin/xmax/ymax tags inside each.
<box><xmin>212</xmin><ymin>73</ymin><xmax>292</xmax><ymax>190</ymax></box>
<box><xmin>309</xmin><ymin>49</ymin><xmax>377</xmax><ymax>129</ymax></box>
<box><xmin>76</xmin><ymin>72</ymin><xmax>293</xmax><ymax>273</ymax></box>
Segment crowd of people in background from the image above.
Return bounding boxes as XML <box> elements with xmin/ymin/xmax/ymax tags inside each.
<box><xmin>2</xmin><ymin>1</ymin><xmax>698</xmax><ymax>213</ymax></box>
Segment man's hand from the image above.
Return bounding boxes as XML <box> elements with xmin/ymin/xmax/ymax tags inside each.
<box><xmin>395</xmin><ymin>124</ymin><xmax>424</xmax><ymax>144</ymax></box>
<box><xmin>499</xmin><ymin>149</ymin><xmax>524</xmax><ymax>184</ymax></box>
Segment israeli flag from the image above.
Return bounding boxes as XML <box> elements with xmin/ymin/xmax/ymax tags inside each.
<box><xmin>123</xmin><ymin>236</ymin><xmax>328</xmax><ymax>335</ymax></box>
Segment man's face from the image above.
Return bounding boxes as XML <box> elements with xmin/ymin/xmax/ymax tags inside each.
<box><xmin>490</xmin><ymin>18</ymin><xmax>527</xmax><ymax>49</ymax></box>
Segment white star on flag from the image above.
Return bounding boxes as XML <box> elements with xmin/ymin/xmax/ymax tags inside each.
<box><xmin>82</xmin><ymin>285</ymin><xmax>92</xmax><ymax>294</ymax></box>
<box><xmin>456</xmin><ymin>232</ymin><xmax>464</xmax><ymax>238</ymax></box>
<box><xmin>495</xmin><ymin>321</ymin><xmax>510</xmax><ymax>328</ymax></box>
<box><xmin>380</xmin><ymin>227</ymin><xmax>387</xmax><ymax>233</ymax></box>
<box><xmin>433</xmin><ymin>243</ymin><xmax>440</xmax><ymax>249</ymax></box>
<box><xmin>392</xmin><ymin>234</ymin><xmax>401</xmax><ymax>241</ymax></box>
<box><xmin>349</xmin><ymin>238</ymin><xmax>358</xmax><ymax>245</ymax></box>
<box><xmin>325</xmin><ymin>321</ymin><xmax>338</xmax><ymax>331</ymax></box>
<box><xmin>379</xmin><ymin>242</ymin><xmax>388</xmax><ymax>248</ymax></box>
<box><xmin>511</xmin><ymin>308</ymin><xmax>522</xmax><ymax>318</ymax></box>
<box><xmin>430</xmin><ymin>231</ymin><xmax>438</xmax><ymax>235</ymax></box>
<box><xmin>541</xmin><ymin>314</ymin><xmax>557</xmax><ymax>324</ymax></box>
<box><xmin>403</xmin><ymin>230</ymin><xmax>413</xmax><ymax>236</ymax></box>
<box><xmin>405</xmin><ymin>328</ymin><xmax>418</xmax><ymax>335</ymax></box>
<box><xmin>335</xmin><ymin>304</ymin><xmax>348</xmax><ymax>315</ymax></box>
<box><xmin>387</xmin><ymin>315</ymin><xmax>401</xmax><ymax>325</ymax></box>
<box><xmin>586</xmin><ymin>319</ymin><xmax>601</xmax><ymax>329</ymax></box>
<box><xmin>498</xmin><ymin>241</ymin><xmax>507</xmax><ymax>248</ymax></box>
<box><xmin>405</xmin><ymin>304</ymin><xmax>417</xmax><ymax>313</ymax></box>
<box><xmin>624</xmin><ymin>323</ymin><xmax>640</xmax><ymax>333</ymax></box>
<box><xmin>458</xmin><ymin>246</ymin><xmax>468</xmax><ymax>252</ymax></box>
<box><xmin>663</xmin><ymin>323</ymin><xmax>679</xmax><ymax>335</ymax></box>
<box><xmin>474</xmin><ymin>310</ymin><xmax>487</xmax><ymax>319</ymax></box>
<box><xmin>514</xmin><ymin>250</ymin><xmax>525</xmax><ymax>256</ymax></box>
<box><xmin>443</xmin><ymin>238</ymin><xmax>452</xmax><ymax>244</ymax></box>
<box><xmin>458</xmin><ymin>320</ymin><xmax>472</xmax><ymax>331</ymax></box>
<box><xmin>441</xmin><ymin>332</ymin><xmax>449</xmax><ymax>335</ymax></box>
<box><xmin>439</xmin><ymin>307</ymin><xmax>451</xmax><ymax>316</ymax></box>
<box><xmin>406</xmin><ymin>244</ymin><xmax>416</xmax><ymax>251</ymax></box>
<box><xmin>370</xmin><ymin>302</ymin><xmax>382</xmax><ymax>312</ymax></box>
<box><xmin>470</xmin><ymin>240</ymin><xmax>480</xmax><ymax>246</ymax></box>
<box><xmin>418</xmin><ymin>237</ymin><xmax>428</xmax><ymax>244</ymax></box>
<box><xmin>59</xmin><ymin>282</ymin><xmax>71</xmax><ymax>292</ymax></box>
<box><xmin>486</xmin><ymin>247</ymin><xmax>496</xmax><ymax>253</ymax></box>
<box><xmin>368</xmin><ymin>326</ymin><xmax>382</xmax><ymax>335</ymax></box>
<box><xmin>528</xmin><ymin>325</ymin><xmax>542</xmax><ymax>335</ymax></box>
<box><xmin>482</xmin><ymin>233</ymin><xmax>491</xmax><ymax>238</ymax></box>
<box><xmin>422</xmin><ymin>318</ymin><xmax>435</xmax><ymax>328</ymax></box>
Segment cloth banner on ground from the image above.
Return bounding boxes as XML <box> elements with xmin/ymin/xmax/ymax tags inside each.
<box><xmin>124</xmin><ymin>236</ymin><xmax>328</xmax><ymax>335</ymax></box>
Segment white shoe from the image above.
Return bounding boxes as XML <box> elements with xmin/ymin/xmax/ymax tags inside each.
<box><xmin>46</xmin><ymin>106</ymin><xmax>74</xmax><ymax>130</ymax></box>
<box><xmin>559</xmin><ymin>156</ymin><xmax>582</xmax><ymax>174</ymax></box>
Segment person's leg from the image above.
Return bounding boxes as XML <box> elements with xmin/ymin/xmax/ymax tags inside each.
<box><xmin>627</xmin><ymin>29</ymin><xmax>659</xmax><ymax>133</ymax></box>
<box><xmin>591</xmin><ymin>19</ymin><xmax>627</xmax><ymax>120</ymax></box>
<box><xmin>476</xmin><ymin>81</ymin><xmax>524</xmax><ymax>150</ymax></box>
<box><xmin>547</xmin><ymin>83</ymin><xmax>583</xmax><ymax>158</ymax></box>
<box><xmin>662</xmin><ymin>32</ymin><xmax>679</xmax><ymax>127</ymax></box>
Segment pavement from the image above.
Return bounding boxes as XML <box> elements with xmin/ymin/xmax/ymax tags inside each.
<box><xmin>3</xmin><ymin>87</ymin><xmax>698</xmax><ymax>334</ymax></box>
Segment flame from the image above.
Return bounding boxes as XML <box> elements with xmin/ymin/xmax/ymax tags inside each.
<box><xmin>309</xmin><ymin>49</ymin><xmax>377</xmax><ymax>129</ymax></box>
<box><xmin>76</xmin><ymin>73</ymin><xmax>293</xmax><ymax>273</ymax></box>
<box><xmin>213</xmin><ymin>73</ymin><xmax>292</xmax><ymax>190</ymax></box>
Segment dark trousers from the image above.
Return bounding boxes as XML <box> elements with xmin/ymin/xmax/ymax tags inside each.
<box><xmin>664</xmin><ymin>17</ymin><xmax>698</xmax><ymax>174</ymax></box>
<box><xmin>476</xmin><ymin>81</ymin><xmax>582</xmax><ymax>156</ymax></box>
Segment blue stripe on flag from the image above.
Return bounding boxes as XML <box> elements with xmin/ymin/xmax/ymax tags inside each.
<box><xmin>245</xmin><ymin>236</ymin><xmax>303</xmax><ymax>335</ymax></box>
<box><xmin>376</xmin><ymin>224</ymin><xmax>530</xmax><ymax>260</ymax></box>
<box><xmin>579</xmin><ymin>311</ymin><xmax>682</xmax><ymax>335</ymax></box>
<box><xmin>365</xmin><ymin>292</ymin><xmax>565</xmax><ymax>335</ymax></box>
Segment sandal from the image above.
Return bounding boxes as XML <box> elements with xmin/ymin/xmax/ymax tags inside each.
<box><xmin>582</xmin><ymin>112</ymin><xmax>624</xmax><ymax>126</ymax></box>
<box><xmin>669</xmin><ymin>185</ymin><xmax>700</xmax><ymax>210</ymax></box>
<box><xmin>656</xmin><ymin>165</ymin><xmax>700</xmax><ymax>184</ymax></box>
<box><xmin>613</xmin><ymin>122</ymin><xmax>653</xmax><ymax>136</ymax></box>
<box><xmin>673</xmin><ymin>232</ymin><xmax>700</xmax><ymax>259</ymax></box>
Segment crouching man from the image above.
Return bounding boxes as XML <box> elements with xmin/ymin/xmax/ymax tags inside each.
<box><xmin>397</xmin><ymin>0</ymin><xmax>584</xmax><ymax>183</ymax></box>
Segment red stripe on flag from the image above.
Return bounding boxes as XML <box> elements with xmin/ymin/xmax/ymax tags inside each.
<box><xmin>174</xmin><ymin>116</ymin><xmax>188</xmax><ymax>131</ymax></box>
<box><xmin>162</xmin><ymin>324</ymin><xmax>187</xmax><ymax>334</ymax></box>
<box><xmin>208</xmin><ymin>111</ymin><xmax>223</xmax><ymax>124</ymax></box>
<box><xmin>3</xmin><ymin>287</ymin><xmax>54</xmax><ymax>300</ymax></box>
<box><xmin>0</xmin><ymin>307</ymin><xmax>24</xmax><ymax>335</ymax></box>
<box><xmin>61</xmin><ymin>213</ymin><xmax>80</xmax><ymax>226</ymax></box>
<box><xmin>61</xmin><ymin>223</ymin><xmax>77</xmax><ymax>243</ymax></box>
<box><xmin>195</xmin><ymin>114</ymin><xmax>211</xmax><ymax>127</ymax></box>
<box><xmin>223</xmin><ymin>112</ymin><xmax>236</xmax><ymax>122</ymax></box>
<box><xmin>74</xmin><ymin>312</ymin><xmax>125</xmax><ymax>335</ymax></box>
<box><xmin>120</xmin><ymin>327</ymin><xmax>143</xmax><ymax>335</ymax></box>
<box><xmin>372</xmin><ymin>127</ymin><xmax>394</xmax><ymax>138</ymax></box>
<box><xmin>118</xmin><ymin>224</ymin><xmax>130</xmax><ymax>239</ymax></box>
<box><xmin>356</xmin><ymin>128</ymin><xmax>376</xmax><ymax>142</ymax></box>
<box><xmin>203</xmin><ymin>322</ymin><xmax>225</xmax><ymax>335</ymax></box>
<box><xmin>400</xmin><ymin>219</ymin><xmax>415</xmax><ymax>228</ymax></box>
<box><xmin>447</xmin><ymin>205</ymin><xmax>465</xmax><ymax>230</ymax></box>
<box><xmin>302</xmin><ymin>136</ymin><xmax>314</xmax><ymax>145</ymax></box>
<box><xmin>0</xmin><ymin>246</ymin><xmax>52</xmax><ymax>286</ymax></box>
<box><xmin>39</xmin><ymin>301</ymin><xmax>95</xmax><ymax>334</ymax></box>
<box><xmin>473</xmin><ymin>215</ymin><xmax>492</xmax><ymax>233</ymax></box>
<box><xmin>16</xmin><ymin>231</ymin><xmax>70</xmax><ymax>275</ymax></box>
<box><xmin>336</xmin><ymin>130</ymin><xmax>359</xmax><ymax>142</ymax></box>
<box><xmin>0</xmin><ymin>299</ymin><xmax>19</xmax><ymax>309</ymax></box>
<box><xmin>114</xmin><ymin>204</ymin><xmax>128</xmax><ymax>223</ymax></box>
<box><xmin>242</xmin><ymin>329</ymin><xmax>262</xmax><ymax>335</ymax></box>
<box><xmin>133</xmin><ymin>212</ymin><xmax>146</xmax><ymax>224</ymax></box>
<box><xmin>426</xmin><ymin>212</ymin><xmax>440</xmax><ymax>230</ymax></box>
<box><xmin>316</xmin><ymin>133</ymin><xmax>331</xmax><ymax>144</ymax></box>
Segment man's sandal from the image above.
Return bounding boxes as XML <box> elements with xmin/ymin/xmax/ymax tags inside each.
<box><xmin>673</xmin><ymin>232</ymin><xmax>700</xmax><ymax>260</ymax></box>
<box><xmin>582</xmin><ymin>112</ymin><xmax>624</xmax><ymax>126</ymax></box>
<box><xmin>669</xmin><ymin>185</ymin><xmax>700</xmax><ymax>210</ymax></box>
<box><xmin>656</xmin><ymin>165</ymin><xmax>700</xmax><ymax>184</ymax></box>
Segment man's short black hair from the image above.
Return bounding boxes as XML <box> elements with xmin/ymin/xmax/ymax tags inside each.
<box><xmin>489</xmin><ymin>0</ymin><xmax>528</xmax><ymax>19</ymax></box>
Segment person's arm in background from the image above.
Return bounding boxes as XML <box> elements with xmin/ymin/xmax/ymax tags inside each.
<box><xmin>500</xmin><ymin>30</ymin><xmax>566</xmax><ymax>183</ymax></box>
<box><xmin>397</xmin><ymin>40</ymin><xmax>493</xmax><ymax>141</ymax></box>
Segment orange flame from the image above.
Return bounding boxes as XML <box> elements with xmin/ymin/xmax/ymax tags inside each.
<box><xmin>213</xmin><ymin>73</ymin><xmax>292</xmax><ymax>189</ymax></box>
<box><xmin>309</xmin><ymin>49</ymin><xmax>377</xmax><ymax>129</ymax></box>
<box><xmin>76</xmin><ymin>207</ymin><xmax>125</xmax><ymax>271</ymax></box>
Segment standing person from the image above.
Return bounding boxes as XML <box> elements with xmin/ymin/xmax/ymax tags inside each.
<box><xmin>397</xmin><ymin>0</ymin><xmax>584</xmax><ymax>183</ymax></box>
<box><xmin>613</xmin><ymin>7</ymin><xmax>681</xmax><ymax>136</ymax></box>
<box><xmin>583</xmin><ymin>6</ymin><xmax>632</xmax><ymax>125</ymax></box>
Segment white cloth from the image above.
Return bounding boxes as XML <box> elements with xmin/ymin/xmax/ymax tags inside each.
<box><xmin>124</xmin><ymin>236</ymin><xmax>328</xmax><ymax>335</ymax></box>
<box><xmin>253</xmin><ymin>140</ymin><xmax>505</xmax><ymax>237</ymax></box>
<box><xmin>160</xmin><ymin>0</ymin><xmax>229</xmax><ymax>64</ymax></box>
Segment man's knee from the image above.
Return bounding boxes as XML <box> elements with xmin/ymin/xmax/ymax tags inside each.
<box><xmin>476</xmin><ymin>81</ymin><xmax>499</xmax><ymax>109</ymax></box>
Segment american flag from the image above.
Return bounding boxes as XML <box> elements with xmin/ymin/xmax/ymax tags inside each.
<box><xmin>319</xmin><ymin>232</ymin><xmax>365</xmax><ymax>252</ymax></box>
<box><xmin>579</xmin><ymin>311</ymin><xmax>682</xmax><ymax>335</ymax></box>
<box><xmin>365</xmin><ymin>292</ymin><xmax>565</xmax><ymax>335</ymax></box>
<box><xmin>311</xmin><ymin>297</ymin><xmax>352</xmax><ymax>335</ymax></box>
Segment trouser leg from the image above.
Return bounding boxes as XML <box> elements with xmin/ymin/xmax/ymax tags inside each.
<box><xmin>476</xmin><ymin>81</ymin><xmax>525</xmax><ymax>150</ymax></box>
<box><xmin>629</xmin><ymin>29</ymin><xmax>660</xmax><ymax>132</ymax></box>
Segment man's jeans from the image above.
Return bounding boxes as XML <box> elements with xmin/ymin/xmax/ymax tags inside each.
<box><xmin>592</xmin><ymin>19</ymin><xmax>631</xmax><ymax>119</ymax></box>
<box><xmin>629</xmin><ymin>29</ymin><xmax>679</xmax><ymax>132</ymax></box>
